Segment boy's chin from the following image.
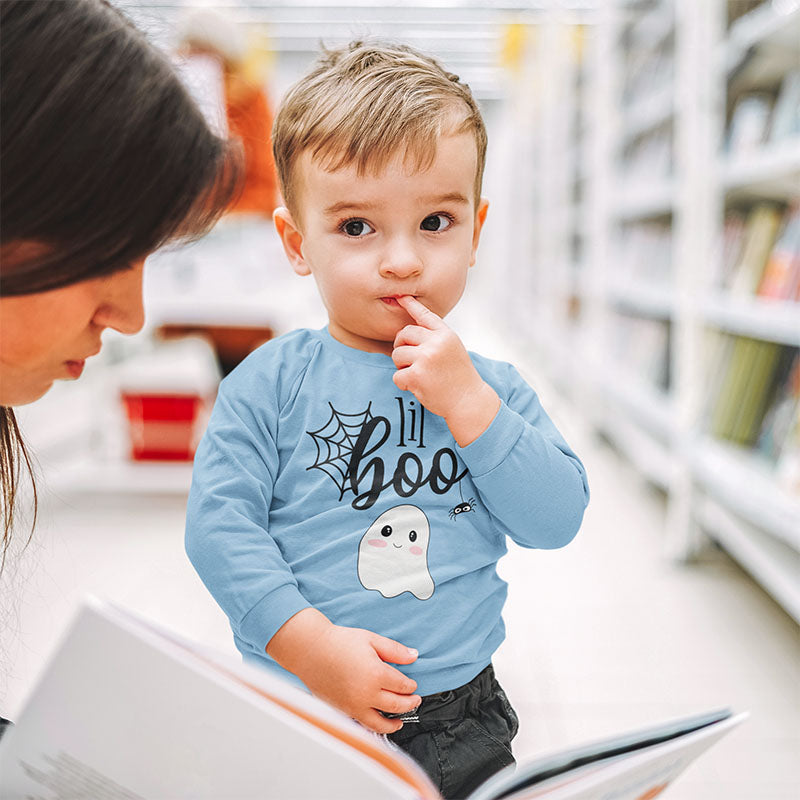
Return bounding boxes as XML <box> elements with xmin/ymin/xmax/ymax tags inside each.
<box><xmin>330</xmin><ymin>322</ymin><xmax>397</xmax><ymax>353</ymax></box>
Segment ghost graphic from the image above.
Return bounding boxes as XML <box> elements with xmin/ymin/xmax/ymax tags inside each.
<box><xmin>357</xmin><ymin>504</ymin><xmax>434</xmax><ymax>600</ymax></box>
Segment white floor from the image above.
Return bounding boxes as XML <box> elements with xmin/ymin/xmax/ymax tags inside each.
<box><xmin>495</xmin><ymin>438</ymin><xmax>800</xmax><ymax>799</ymax></box>
<box><xmin>1</xmin><ymin>318</ymin><xmax>798</xmax><ymax>799</ymax></box>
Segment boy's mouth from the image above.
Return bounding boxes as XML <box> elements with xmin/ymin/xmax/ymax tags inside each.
<box><xmin>380</xmin><ymin>294</ymin><xmax>416</xmax><ymax>307</ymax></box>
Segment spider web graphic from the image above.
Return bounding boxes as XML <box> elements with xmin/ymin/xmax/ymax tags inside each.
<box><xmin>306</xmin><ymin>402</ymin><xmax>375</xmax><ymax>499</ymax></box>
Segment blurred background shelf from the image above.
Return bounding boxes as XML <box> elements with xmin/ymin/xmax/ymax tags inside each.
<box><xmin>694</xmin><ymin>495</ymin><xmax>800</xmax><ymax>624</ymax></box>
<box><xmin>724</xmin><ymin>1</ymin><xmax>800</xmax><ymax>87</ymax></box>
<box><xmin>608</xmin><ymin>283</ymin><xmax>675</xmax><ymax>319</ymax></box>
<box><xmin>613</xmin><ymin>181</ymin><xmax>675</xmax><ymax>220</ymax></box>
<box><xmin>498</xmin><ymin>0</ymin><xmax>800</xmax><ymax>623</ymax></box>
<box><xmin>602</xmin><ymin>366</ymin><xmax>674</xmax><ymax>441</ymax></box>
<box><xmin>691</xmin><ymin>437</ymin><xmax>800</xmax><ymax>551</ymax></box>
<box><xmin>726</xmin><ymin>0</ymin><xmax>800</xmax><ymax>52</ymax></box>
<box><xmin>597</xmin><ymin>411</ymin><xmax>677</xmax><ymax>491</ymax></box>
<box><xmin>703</xmin><ymin>295</ymin><xmax>800</xmax><ymax>347</ymax></box>
<box><xmin>49</xmin><ymin>460</ymin><xmax>195</xmax><ymax>497</ymax></box>
<box><xmin>721</xmin><ymin>140</ymin><xmax>800</xmax><ymax>199</ymax></box>
<box><xmin>620</xmin><ymin>84</ymin><xmax>674</xmax><ymax>143</ymax></box>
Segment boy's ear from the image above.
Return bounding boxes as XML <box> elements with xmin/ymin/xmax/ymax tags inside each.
<box><xmin>273</xmin><ymin>207</ymin><xmax>311</xmax><ymax>276</ymax></box>
<box><xmin>469</xmin><ymin>198</ymin><xmax>489</xmax><ymax>267</ymax></box>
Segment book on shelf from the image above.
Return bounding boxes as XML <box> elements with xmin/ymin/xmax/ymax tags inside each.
<box><xmin>709</xmin><ymin>335</ymin><xmax>758</xmax><ymax>441</ymax></box>
<box><xmin>757</xmin><ymin>204</ymin><xmax>800</xmax><ymax>301</ymax></box>
<box><xmin>0</xmin><ymin>598</ymin><xmax>746</xmax><ymax>800</ymax></box>
<box><xmin>715</xmin><ymin>210</ymin><xmax>747</xmax><ymax>288</ymax></box>
<box><xmin>758</xmin><ymin>351</ymin><xmax>800</xmax><ymax>494</ymax></box>
<box><xmin>710</xmin><ymin>337</ymin><xmax>791</xmax><ymax>447</ymax></box>
<box><xmin>733</xmin><ymin>340</ymin><xmax>783</xmax><ymax>444</ymax></box>
<box><xmin>776</xmin><ymin>415</ymin><xmax>800</xmax><ymax>495</ymax></box>
<box><xmin>725</xmin><ymin>92</ymin><xmax>774</xmax><ymax>154</ymax></box>
<box><xmin>703</xmin><ymin>330</ymin><xmax>735</xmax><ymax>426</ymax></box>
<box><xmin>727</xmin><ymin>203</ymin><xmax>784</xmax><ymax>295</ymax></box>
<box><xmin>769</xmin><ymin>69</ymin><xmax>800</xmax><ymax>143</ymax></box>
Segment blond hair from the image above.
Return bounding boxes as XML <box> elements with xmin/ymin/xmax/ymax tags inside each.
<box><xmin>272</xmin><ymin>40</ymin><xmax>487</xmax><ymax>219</ymax></box>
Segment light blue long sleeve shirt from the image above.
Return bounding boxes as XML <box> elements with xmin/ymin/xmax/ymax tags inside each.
<box><xmin>186</xmin><ymin>327</ymin><xmax>589</xmax><ymax>696</ymax></box>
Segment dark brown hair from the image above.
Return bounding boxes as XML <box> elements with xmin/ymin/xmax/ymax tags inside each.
<box><xmin>0</xmin><ymin>0</ymin><xmax>242</xmax><ymax>564</ymax></box>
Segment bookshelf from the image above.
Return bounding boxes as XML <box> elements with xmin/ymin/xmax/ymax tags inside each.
<box><xmin>500</xmin><ymin>0</ymin><xmax>800</xmax><ymax>622</ymax></box>
<box><xmin>700</xmin><ymin>0</ymin><xmax>799</xmax><ymax>627</ymax></box>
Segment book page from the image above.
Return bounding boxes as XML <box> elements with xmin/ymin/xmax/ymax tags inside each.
<box><xmin>0</xmin><ymin>599</ymin><xmax>436</xmax><ymax>800</ymax></box>
<box><xmin>114</xmin><ymin>602</ymin><xmax>438</xmax><ymax>798</ymax></box>
<box><xmin>469</xmin><ymin>713</ymin><xmax>746</xmax><ymax>800</ymax></box>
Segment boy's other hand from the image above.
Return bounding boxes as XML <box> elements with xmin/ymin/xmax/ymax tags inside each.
<box><xmin>392</xmin><ymin>295</ymin><xmax>500</xmax><ymax>447</ymax></box>
<box><xmin>266</xmin><ymin>608</ymin><xmax>421</xmax><ymax>734</ymax></box>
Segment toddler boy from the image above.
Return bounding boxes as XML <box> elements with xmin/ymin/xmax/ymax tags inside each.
<box><xmin>186</xmin><ymin>41</ymin><xmax>589</xmax><ymax>799</ymax></box>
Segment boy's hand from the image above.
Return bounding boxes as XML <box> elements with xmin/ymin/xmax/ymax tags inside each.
<box><xmin>393</xmin><ymin>295</ymin><xmax>501</xmax><ymax>447</ymax></box>
<box><xmin>266</xmin><ymin>608</ymin><xmax>421</xmax><ymax>734</ymax></box>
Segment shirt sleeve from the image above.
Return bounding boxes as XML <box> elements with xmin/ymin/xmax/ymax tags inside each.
<box><xmin>456</xmin><ymin>362</ymin><xmax>590</xmax><ymax>549</ymax></box>
<box><xmin>185</xmin><ymin>373</ymin><xmax>311</xmax><ymax>654</ymax></box>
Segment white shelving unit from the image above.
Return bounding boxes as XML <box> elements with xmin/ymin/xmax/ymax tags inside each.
<box><xmin>703</xmin><ymin>295</ymin><xmax>800</xmax><ymax>347</ymax></box>
<box><xmin>722</xmin><ymin>140</ymin><xmax>800</xmax><ymax>198</ymax></box>
<box><xmin>697</xmin><ymin>0</ymin><xmax>800</xmax><ymax>621</ymax></box>
<box><xmin>608</xmin><ymin>284</ymin><xmax>675</xmax><ymax>318</ymax></box>
<box><xmin>501</xmin><ymin>0</ymin><xmax>800</xmax><ymax>623</ymax></box>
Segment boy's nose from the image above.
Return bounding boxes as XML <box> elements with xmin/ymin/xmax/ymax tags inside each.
<box><xmin>379</xmin><ymin>238</ymin><xmax>423</xmax><ymax>279</ymax></box>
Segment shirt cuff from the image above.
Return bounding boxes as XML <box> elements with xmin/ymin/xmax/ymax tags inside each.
<box><xmin>238</xmin><ymin>584</ymin><xmax>312</xmax><ymax>653</ymax></box>
<box><xmin>457</xmin><ymin>401</ymin><xmax>526</xmax><ymax>477</ymax></box>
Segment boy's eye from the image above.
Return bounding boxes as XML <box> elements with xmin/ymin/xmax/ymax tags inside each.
<box><xmin>420</xmin><ymin>214</ymin><xmax>453</xmax><ymax>232</ymax></box>
<box><xmin>342</xmin><ymin>219</ymin><xmax>373</xmax><ymax>237</ymax></box>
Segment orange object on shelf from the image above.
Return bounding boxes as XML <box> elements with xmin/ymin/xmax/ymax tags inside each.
<box><xmin>226</xmin><ymin>82</ymin><xmax>278</xmax><ymax>217</ymax></box>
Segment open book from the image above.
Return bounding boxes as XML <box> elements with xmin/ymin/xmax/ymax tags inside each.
<box><xmin>0</xmin><ymin>598</ymin><xmax>746</xmax><ymax>799</ymax></box>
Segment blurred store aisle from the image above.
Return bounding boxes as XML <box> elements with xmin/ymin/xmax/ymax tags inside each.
<box><xmin>1</xmin><ymin>314</ymin><xmax>798</xmax><ymax>798</ymax></box>
<box><xmin>495</xmin><ymin>433</ymin><xmax>799</xmax><ymax>799</ymax></box>
<box><xmin>464</xmin><ymin>314</ymin><xmax>800</xmax><ymax>800</ymax></box>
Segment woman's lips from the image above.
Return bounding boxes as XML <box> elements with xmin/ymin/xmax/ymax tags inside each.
<box><xmin>64</xmin><ymin>346</ymin><xmax>101</xmax><ymax>379</ymax></box>
<box><xmin>64</xmin><ymin>359</ymin><xmax>86</xmax><ymax>379</ymax></box>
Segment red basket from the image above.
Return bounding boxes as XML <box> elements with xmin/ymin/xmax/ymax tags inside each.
<box><xmin>122</xmin><ymin>393</ymin><xmax>204</xmax><ymax>461</ymax></box>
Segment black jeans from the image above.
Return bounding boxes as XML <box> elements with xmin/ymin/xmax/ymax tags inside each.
<box><xmin>387</xmin><ymin>665</ymin><xmax>519</xmax><ymax>799</ymax></box>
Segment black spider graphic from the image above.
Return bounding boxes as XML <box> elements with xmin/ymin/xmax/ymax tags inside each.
<box><xmin>449</xmin><ymin>498</ymin><xmax>476</xmax><ymax>520</ymax></box>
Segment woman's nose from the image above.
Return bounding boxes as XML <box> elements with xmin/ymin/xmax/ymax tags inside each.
<box><xmin>379</xmin><ymin>237</ymin><xmax>423</xmax><ymax>279</ymax></box>
<box><xmin>92</xmin><ymin>259</ymin><xmax>146</xmax><ymax>334</ymax></box>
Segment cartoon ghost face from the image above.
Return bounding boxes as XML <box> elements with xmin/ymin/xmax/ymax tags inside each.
<box><xmin>357</xmin><ymin>505</ymin><xmax>434</xmax><ymax>600</ymax></box>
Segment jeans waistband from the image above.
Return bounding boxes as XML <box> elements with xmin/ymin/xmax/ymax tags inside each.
<box><xmin>387</xmin><ymin>663</ymin><xmax>496</xmax><ymax>727</ymax></box>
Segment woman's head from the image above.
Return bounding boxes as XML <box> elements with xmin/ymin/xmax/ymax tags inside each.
<box><xmin>0</xmin><ymin>0</ymin><xmax>241</xmax><ymax>553</ymax></box>
<box><xmin>0</xmin><ymin>0</ymin><xmax>239</xmax><ymax>301</ymax></box>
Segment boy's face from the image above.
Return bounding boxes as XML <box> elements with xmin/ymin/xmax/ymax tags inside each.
<box><xmin>274</xmin><ymin>131</ymin><xmax>488</xmax><ymax>355</ymax></box>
